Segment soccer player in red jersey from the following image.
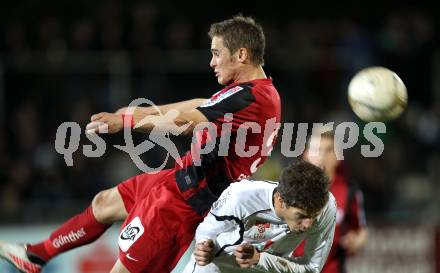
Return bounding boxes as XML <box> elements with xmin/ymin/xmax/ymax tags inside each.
<box><xmin>293</xmin><ymin>131</ymin><xmax>368</xmax><ymax>273</ymax></box>
<box><xmin>0</xmin><ymin>16</ymin><xmax>281</xmax><ymax>273</ymax></box>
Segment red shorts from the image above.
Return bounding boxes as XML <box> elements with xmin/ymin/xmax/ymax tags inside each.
<box><xmin>117</xmin><ymin>169</ymin><xmax>204</xmax><ymax>273</ymax></box>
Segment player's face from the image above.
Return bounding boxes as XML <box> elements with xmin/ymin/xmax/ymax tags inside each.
<box><xmin>304</xmin><ymin>136</ymin><xmax>338</xmax><ymax>177</ymax></box>
<box><xmin>210</xmin><ymin>36</ymin><xmax>241</xmax><ymax>85</ymax></box>
<box><xmin>281</xmin><ymin>206</ymin><xmax>318</xmax><ymax>233</ymax></box>
<box><xmin>274</xmin><ymin>193</ymin><xmax>318</xmax><ymax>233</ymax></box>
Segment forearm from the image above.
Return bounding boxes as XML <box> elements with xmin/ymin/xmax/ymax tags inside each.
<box><xmin>195</xmin><ymin>211</ymin><xmax>241</xmax><ymax>254</ymax></box>
<box><xmin>116</xmin><ymin>99</ymin><xmax>207</xmax><ymax>134</ymax></box>
<box><xmin>195</xmin><ymin>215</ymin><xmax>228</xmax><ymax>246</ymax></box>
<box><xmin>256</xmin><ymin>253</ymin><xmax>318</xmax><ymax>273</ymax></box>
<box><xmin>153</xmin><ymin>98</ymin><xmax>208</xmax><ymax>114</ymax></box>
<box><xmin>87</xmin><ymin>99</ymin><xmax>207</xmax><ymax>135</ymax></box>
<box><xmin>117</xmin><ymin>98</ymin><xmax>207</xmax><ymax>116</ymax></box>
<box><xmin>130</xmin><ymin>109</ymin><xmax>205</xmax><ymax>135</ymax></box>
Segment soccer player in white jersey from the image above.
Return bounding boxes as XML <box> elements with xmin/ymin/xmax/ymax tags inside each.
<box><xmin>182</xmin><ymin>160</ymin><xmax>337</xmax><ymax>273</ymax></box>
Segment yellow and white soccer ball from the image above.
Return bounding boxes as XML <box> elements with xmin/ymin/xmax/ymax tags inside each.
<box><xmin>348</xmin><ymin>66</ymin><xmax>408</xmax><ymax>122</ymax></box>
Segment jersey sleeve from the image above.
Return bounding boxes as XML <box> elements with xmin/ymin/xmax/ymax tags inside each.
<box><xmin>194</xmin><ymin>185</ymin><xmax>246</xmax><ymax>253</ymax></box>
<box><xmin>256</xmin><ymin>195</ymin><xmax>337</xmax><ymax>273</ymax></box>
<box><xmin>196</xmin><ymin>84</ymin><xmax>256</xmax><ymax>122</ymax></box>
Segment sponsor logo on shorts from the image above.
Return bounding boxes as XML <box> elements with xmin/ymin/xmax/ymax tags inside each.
<box><xmin>52</xmin><ymin>228</ymin><xmax>86</xmax><ymax>248</ymax></box>
<box><xmin>119</xmin><ymin>217</ymin><xmax>144</xmax><ymax>252</ymax></box>
<box><xmin>120</xmin><ymin>225</ymin><xmax>141</xmax><ymax>241</ymax></box>
<box><xmin>126</xmin><ymin>253</ymin><xmax>139</xmax><ymax>262</ymax></box>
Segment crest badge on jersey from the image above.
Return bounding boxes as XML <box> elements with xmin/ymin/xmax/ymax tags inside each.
<box><xmin>118</xmin><ymin>217</ymin><xmax>145</xmax><ymax>252</ymax></box>
<box><xmin>200</xmin><ymin>86</ymin><xmax>244</xmax><ymax>108</ymax></box>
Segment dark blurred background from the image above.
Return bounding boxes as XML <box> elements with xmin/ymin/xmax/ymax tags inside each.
<box><xmin>0</xmin><ymin>0</ymin><xmax>438</xmax><ymax>228</ymax></box>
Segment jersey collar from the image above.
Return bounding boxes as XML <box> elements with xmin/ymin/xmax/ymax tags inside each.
<box><xmin>227</xmin><ymin>77</ymin><xmax>273</xmax><ymax>88</ymax></box>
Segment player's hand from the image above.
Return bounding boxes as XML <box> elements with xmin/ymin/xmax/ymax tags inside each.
<box><xmin>234</xmin><ymin>243</ymin><xmax>260</xmax><ymax>268</ymax></box>
<box><xmin>194</xmin><ymin>240</ymin><xmax>215</xmax><ymax>266</ymax></box>
<box><xmin>340</xmin><ymin>230</ymin><xmax>365</xmax><ymax>255</ymax></box>
<box><xmin>86</xmin><ymin>112</ymin><xmax>123</xmax><ymax>134</ymax></box>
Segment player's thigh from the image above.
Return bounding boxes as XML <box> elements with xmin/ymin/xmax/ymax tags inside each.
<box><xmin>92</xmin><ymin>187</ymin><xmax>127</xmax><ymax>224</ymax></box>
<box><xmin>117</xmin><ymin>169</ymin><xmax>175</xmax><ymax>212</ymax></box>
<box><xmin>118</xmin><ymin>199</ymin><xmax>177</xmax><ymax>272</ymax></box>
<box><xmin>110</xmin><ymin>259</ymin><xmax>131</xmax><ymax>273</ymax></box>
<box><xmin>118</xmin><ymin>182</ymin><xmax>199</xmax><ymax>273</ymax></box>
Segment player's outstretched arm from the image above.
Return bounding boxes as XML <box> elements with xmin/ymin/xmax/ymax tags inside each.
<box><xmin>86</xmin><ymin>98</ymin><xmax>208</xmax><ymax>135</ymax></box>
<box><xmin>115</xmin><ymin>98</ymin><xmax>208</xmax><ymax>116</ymax></box>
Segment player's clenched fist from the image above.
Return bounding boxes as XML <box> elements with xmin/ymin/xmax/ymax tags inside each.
<box><xmin>194</xmin><ymin>240</ymin><xmax>215</xmax><ymax>266</ymax></box>
<box><xmin>234</xmin><ymin>243</ymin><xmax>260</xmax><ymax>268</ymax></box>
<box><xmin>86</xmin><ymin>112</ymin><xmax>123</xmax><ymax>134</ymax></box>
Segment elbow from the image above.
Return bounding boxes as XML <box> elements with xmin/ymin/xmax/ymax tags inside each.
<box><xmin>306</xmin><ymin>264</ymin><xmax>321</xmax><ymax>273</ymax></box>
<box><xmin>181</xmin><ymin>120</ymin><xmax>197</xmax><ymax>136</ymax></box>
<box><xmin>174</xmin><ymin>118</ymin><xmax>196</xmax><ymax>136</ymax></box>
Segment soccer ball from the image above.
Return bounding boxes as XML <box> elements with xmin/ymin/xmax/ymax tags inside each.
<box><xmin>348</xmin><ymin>66</ymin><xmax>408</xmax><ymax>122</ymax></box>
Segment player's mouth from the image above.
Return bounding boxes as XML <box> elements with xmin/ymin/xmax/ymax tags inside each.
<box><xmin>293</xmin><ymin>227</ymin><xmax>307</xmax><ymax>233</ymax></box>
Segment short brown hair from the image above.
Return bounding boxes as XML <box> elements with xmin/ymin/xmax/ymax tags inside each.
<box><xmin>208</xmin><ymin>15</ymin><xmax>265</xmax><ymax>66</ymax></box>
<box><xmin>278</xmin><ymin>160</ymin><xmax>330</xmax><ymax>215</ymax></box>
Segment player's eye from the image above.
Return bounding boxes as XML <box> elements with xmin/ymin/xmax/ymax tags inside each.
<box><xmin>296</xmin><ymin>213</ymin><xmax>309</xmax><ymax>219</ymax></box>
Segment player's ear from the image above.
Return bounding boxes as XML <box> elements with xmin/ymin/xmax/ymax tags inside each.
<box><xmin>274</xmin><ymin>192</ymin><xmax>284</xmax><ymax>208</ymax></box>
<box><xmin>237</xmin><ymin>48</ymin><xmax>248</xmax><ymax>63</ymax></box>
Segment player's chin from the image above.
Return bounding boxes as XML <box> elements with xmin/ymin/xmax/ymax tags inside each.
<box><xmin>217</xmin><ymin>76</ymin><xmax>230</xmax><ymax>85</ymax></box>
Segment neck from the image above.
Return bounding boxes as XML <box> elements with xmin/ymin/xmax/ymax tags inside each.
<box><xmin>233</xmin><ymin>65</ymin><xmax>267</xmax><ymax>83</ymax></box>
<box><xmin>326</xmin><ymin>169</ymin><xmax>335</xmax><ymax>180</ymax></box>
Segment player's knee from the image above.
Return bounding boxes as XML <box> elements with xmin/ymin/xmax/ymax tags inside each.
<box><xmin>92</xmin><ymin>189</ymin><xmax>116</xmax><ymax>224</ymax></box>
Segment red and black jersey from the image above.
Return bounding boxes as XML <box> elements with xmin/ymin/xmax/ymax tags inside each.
<box><xmin>175</xmin><ymin>78</ymin><xmax>281</xmax><ymax>215</ymax></box>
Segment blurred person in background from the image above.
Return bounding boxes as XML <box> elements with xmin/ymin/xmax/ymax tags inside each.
<box><xmin>0</xmin><ymin>15</ymin><xmax>281</xmax><ymax>273</ymax></box>
<box><xmin>293</xmin><ymin>131</ymin><xmax>368</xmax><ymax>273</ymax></box>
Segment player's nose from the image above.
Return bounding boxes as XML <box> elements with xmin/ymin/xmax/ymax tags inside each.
<box><xmin>301</xmin><ymin>218</ymin><xmax>313</xmax><ymax>229</ymax></box>
<box><xmin>210</xmin><ymin>57</ymin><xmax>216</xmax><ymax>68</ymax></box>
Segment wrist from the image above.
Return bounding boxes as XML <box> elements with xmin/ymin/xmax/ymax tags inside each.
<box><xmin>121</xmin><ymin>114</ymin><xmax>135</xmax><ymax>129</ymax></box>
<box><xmin>138</xmin><ymin>106</ymin><xmax>158</xmax><ymax>116</ymax></box>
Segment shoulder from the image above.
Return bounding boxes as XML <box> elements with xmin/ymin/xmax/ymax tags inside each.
<box><xmin>214</xmin><ymin>180</ymin><xmax>276</xmax><ymax>209</ymax></box>
<box><xmin>315</xmin><ymin>193</ymin><xmax>337</xmax><ymax>228</ymax></box>
<box><xmin>249</xmin><ymin>78</ymin><xmax>279</xmax><ymax>94</ymax></box>
<box><xmin>200</xmin><ymin>83</ymin><xmax>254</xmax><ymax>108</ymax></box>
<box><xmin>228</xmin><ymin>179</ymin><xmax>277</xmax><ymax>195</ymax></box>
<box><xmin>248</xmin><ymin>79</ymin><xmax>281</xmax><ymax>113</ymax></box>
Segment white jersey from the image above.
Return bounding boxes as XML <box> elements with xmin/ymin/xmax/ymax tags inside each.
<box><xmin>183</xmin><ymin>180</ymin><xmax>336</xmax><ymax>273</ymax></box>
